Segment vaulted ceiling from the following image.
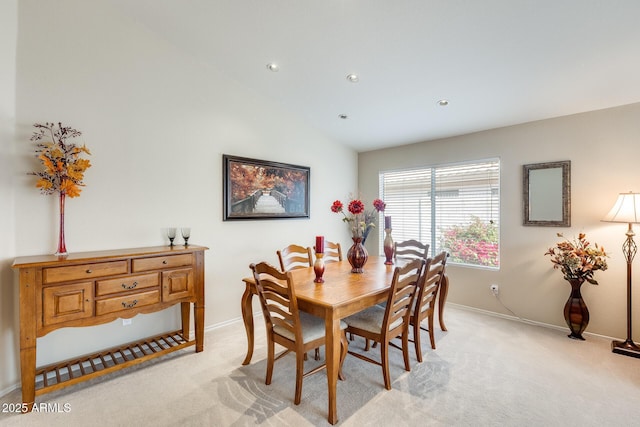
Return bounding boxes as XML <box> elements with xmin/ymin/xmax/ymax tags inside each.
<box><xmin>114</xmin><ymin>1</ymin><xmax>640</xmax><ymax>152</ymax></box>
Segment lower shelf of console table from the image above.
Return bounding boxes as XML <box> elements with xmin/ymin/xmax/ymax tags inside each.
<box><xmin>34</xmin><ymin>330</ymin><xmax>192</xmax><ymax>395</ymax></box>
<box><xmin>12</xmin><ymin>245</ymin><xmax>208</xmax><ymax>413</ymax></box>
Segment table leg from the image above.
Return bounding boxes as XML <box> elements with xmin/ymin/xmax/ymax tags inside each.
<box><xmin>325</xmin><ymin>313</ymin><xmax>341</xmax><ymax>425</ymax></box>
<box><xmin>19</xmin><ymin>268</ymin><xmax>37</xmax><ymax>413</ymax></box>
<box><xmin>241</xmin><ymin>284</ymin><xmax>255</xmax><ymax>365</ymax></box>
<box><xmin>438</xmin><ymin>274</ymin><xmax>449</xmax><ymax>331</ymax></box>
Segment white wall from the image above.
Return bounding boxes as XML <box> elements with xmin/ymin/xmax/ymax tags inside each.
<box><xmin>2</xmin><ymin>0</ymin><xmax>357</xmax><ymax>393</ymax></box>
<box><xmin>0</xmin><ymin>0</ymin><xmax>18</xmax><ymax>397</ymax></box>
<box><xmin>359</xmin><ymin>102</ymin><xmax>640</xmax><ymax>340</ymax></box>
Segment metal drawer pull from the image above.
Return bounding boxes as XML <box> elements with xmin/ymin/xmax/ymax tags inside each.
<box><xmin>86</xmin><ymin>269</ymin><xmax>92</xmax><ymax>273</ymax></box>
<box><xmin>122</xmin><ymin>281</ymin><xmax>138</xmax><ymax>290</ymax></box>
<box><xmin>162</xmin><ymin>260</ymin><xmax>168</xmax><ymax>264</ymax></box>
<box><xmin>121</xmin><ymin>300</ymin><xmax>138</xmax><ymax>309</ymax></box>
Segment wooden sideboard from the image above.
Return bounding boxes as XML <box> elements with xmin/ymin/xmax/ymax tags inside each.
<box><xmin>12</xmin><ymin>245</ymin><xmax>207</xmax><ymax>412</ymax></box>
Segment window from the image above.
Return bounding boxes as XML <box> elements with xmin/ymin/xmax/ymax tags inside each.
<box><xmin>380</xmin><ymin>159</ymin><xmax>500</xmax><ymax>269</ymax></box>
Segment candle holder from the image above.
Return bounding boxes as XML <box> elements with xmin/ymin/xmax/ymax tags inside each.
<box><xmin>314</xmin><ymin>253</ymin><xmax>325</xmax><ymax>283</ymax></box>
<box><xmin>383</xmin><ymin>228</ymin><xmax>394</xmax><ymax>265</ymax></box>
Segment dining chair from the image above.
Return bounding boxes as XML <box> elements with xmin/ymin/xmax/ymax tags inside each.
<box><xmin>394</xmin><ymin>239</ymin><xmax>429</xmax><ymax>261</ymax></box>
<box><xmin>277</xmin><ymin>244</ymin><xmax>314</xmax><ymax>272</ymax></box>
<box><xmin>250</xmin><ymin>262</ymin><xmax>349</xmax><ymax>405</ymax></box>
<box><xmin>409</xmin><ymin>251</ymin><xmax>448</xmax><ymax>362</ymax></box>
<box><xmin>343</xmin><ymin>258</ymin><xmax>425</xmax><ymax>390</ymax></box>
<box><xmin>321</xmin><ymin>241</ymin><xmax>343</xmax><ymax>263</ymax></box>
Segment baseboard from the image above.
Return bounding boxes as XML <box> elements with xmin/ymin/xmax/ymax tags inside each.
<box><xmin>448</xmin><ymin>302</ymin><xmax>620</xmax><ymax>342</ymax></box>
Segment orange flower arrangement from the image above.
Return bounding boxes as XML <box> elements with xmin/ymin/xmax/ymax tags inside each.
<box><xmin>30</xmin><ymin>122</ymin><xmax>91</xmax><ymax>197</ymax></box>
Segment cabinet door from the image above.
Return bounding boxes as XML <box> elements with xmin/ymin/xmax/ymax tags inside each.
<box><xmin>162</xmin><ymin>268</ymin><xmax>194</xmax><ymax>302</ymax></box>
<box><xmin>43</xmin><ymin>282</ymin><xmax>94</xmax><ymax>326</ymax></box>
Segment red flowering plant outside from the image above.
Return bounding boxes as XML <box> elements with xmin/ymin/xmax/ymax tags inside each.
<box><xmin>545</xmin><ymin>233</ymin><xmax>608</xmax><ymax>284</ymax></box>
<box><xmin>331</xmin><ymin>197</ymin><xmax>386</xmax><ymax>243</ymax></box>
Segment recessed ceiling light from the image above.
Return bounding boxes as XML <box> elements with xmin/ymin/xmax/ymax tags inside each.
<box><xmin>266</xmin><ymin>63</ymin><xmax>279</xmax><ymax>72</ymax></box>
<box><xmin>346</xmin><ymin>74</ymin><xmax>359</xmax><ymax>83</ymax></box>
<box><xmin>338</xmin><ymin>114</ymin><xmax>348</xmax><ymax>119</ymax></box>
<box><xmin>437</xmin><ymin>99</ymin><xmax>449</xmax><ymax>106</ymax></box>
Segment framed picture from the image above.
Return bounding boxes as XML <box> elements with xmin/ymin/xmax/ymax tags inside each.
<box><xmin>523</xmin><ymin>160</ymin><xmax>571</xmax><ymax>227</ymax></box>
<box><xmin>223</xmin><ymin>155</ymin><xmax>310</xmax><ymax>220</ymax></box>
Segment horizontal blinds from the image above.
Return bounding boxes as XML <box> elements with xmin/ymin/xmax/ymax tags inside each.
<box><xmin>380</xmin><ymin>159</ymin><xmax>500</xmax><ymax>268</ymax></box>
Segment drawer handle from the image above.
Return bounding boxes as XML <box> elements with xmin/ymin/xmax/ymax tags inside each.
<box><xmin>122</xmin><ymin>281</ymin><xmax>138</xmax><ymax>290</ymax></box>
<box><xmin>121</xmin><ymin>300</ymin><xmax>138</xmax><ymax>309</ymax></box>
<box><xmin>162</xmin><ymin>260</ymin><xmax>168</xmax><ymax>265</ymax></box>
<box><xmin>86</xmin><ymin>269</ymin><xmax>93</xmax><ymax>274</ymax></box>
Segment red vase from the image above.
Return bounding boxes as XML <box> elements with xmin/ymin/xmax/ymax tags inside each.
<box><xmin>383</xmin><ymin>228</ymin><xmax>394</xmax><ymax>265</ymax></box>
<box><xmin>347</xmin><ymin>237</ymin><xmax>368</xmax><ymax>273</ymax></box>
<box><xmin>564</xmin><ymin>278</ymin><xmax>589</xmax><ymax>340</ymax></box>
<box><xmin>56</xmin><ymin>192</ymin><xmax>68</xmax><ymax>256</ymax></box>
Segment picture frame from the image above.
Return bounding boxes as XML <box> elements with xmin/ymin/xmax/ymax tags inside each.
<box><xmin>223</xmin><ymin>154</ymin><xmax>310</xmax><ymax>221</ymax></box>
<box><xmin>523</xmin><ymin>160</ymin><xmax>571</xmax><ymax>227</ymax></box>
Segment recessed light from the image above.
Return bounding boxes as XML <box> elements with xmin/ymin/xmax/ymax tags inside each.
<box><xmin>437</xmin><ymin>99</ymin><xmax>449</xmax><ymax>106</ymax></box>
<box><xmin>266</xmin><ymin>63</ymin><xmax>279</xmax><ymax>72</ymax></box>
<box><xmin>338</xmin><ymin>114</ymin><xmax>348</xmax><ymax>119</ymax></box>
<box><xmin>346</xmin><ymin>74</ymin><xmax>359</xmax><ymax>83</ymax></box>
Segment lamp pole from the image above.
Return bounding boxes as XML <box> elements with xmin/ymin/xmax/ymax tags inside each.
<box><xmin>612</xmin><ymin>223</ymin><xmax>640</xmax><ymax>357</ymax></box>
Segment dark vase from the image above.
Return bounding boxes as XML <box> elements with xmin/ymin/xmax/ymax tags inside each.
<box><xmin>564</xmin><ymin>278</ymin><xmax>589</xmax><ymax>340</ymax></box>
<box><xmin>347</xmin><ymin>237</ymin><xmax>368</xmax><ymax>273</ymax></box>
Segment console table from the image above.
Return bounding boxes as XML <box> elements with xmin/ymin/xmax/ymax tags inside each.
<box><xmin>12</xmin><ymin>245</ymin><xmax>207</xmax><ymax>412</ymax></box>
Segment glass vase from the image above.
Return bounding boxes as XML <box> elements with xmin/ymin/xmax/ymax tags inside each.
<box><xmin>347</xmin><ymin>237</ymin><xmax>368</xmax><ymax>273</ymax></box>
<box><xmin>55</xmin><ymin>192</ymin><xmax>68</xmax><ymax>256</ymax></box>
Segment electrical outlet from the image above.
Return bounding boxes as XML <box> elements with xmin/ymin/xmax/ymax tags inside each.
<box><xmin>122</xmin><ymin>318</ymin><xmax>132</xmax><ymax>326</ymax></box>
<box><xmin>490</xmin><ymin>284</ymin><xmax>499</xmax><ymax>296</ymax></box>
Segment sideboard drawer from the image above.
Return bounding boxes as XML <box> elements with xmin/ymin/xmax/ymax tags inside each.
<box><xmin>95</xmin><ymin>289</ymin><xmax>160</xmax><ymax>316</ymax></box>
<box><xmin>96</xmin><ymin>273</ymin><xmax>159</xmax><ymax>297</ymax></box>
<box><xmin>132</xmin><ymin>254</ymin><xmax>194</xmax><ymax>272</ymax></box>
<box><xmin>43</xmin><ymin>260</ymin><xmax>129</xmax><ymax>284</ymax></box>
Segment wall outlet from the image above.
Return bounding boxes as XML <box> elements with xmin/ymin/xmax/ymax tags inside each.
<box><xmin>490</xmin><ymin>284</ymin><xmax>499</xmax><ymax>296</ymax></box>
<box><xmin>122</xmin><ymin>318</ymin><xmax>132</xmax><ymax>326</ymax></box>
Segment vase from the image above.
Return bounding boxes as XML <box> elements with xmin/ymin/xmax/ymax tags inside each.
<box><xmin>347</xmin><ymin>237</ymin><xmax>368</xmax><ymax>273</ymax></box>
<box><xmin>55</xmin><ymin>192</ymin><xmax>68</xmax><ymax>256</ymax></box>
<box><xmin>563</xmin><ymin>278</ymin><xmax>589</xmax><ymax>340</ymax></box>
<box><xmin>383</xmin><ymin>228</ymin><xmax>394</xmax><ymax>265</ymax></box>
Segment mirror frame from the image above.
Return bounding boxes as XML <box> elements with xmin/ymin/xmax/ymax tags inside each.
<box><xmin>523</xmin><ymin>160</ymin><xmax>571</xmax><ymax>227</ymax></box>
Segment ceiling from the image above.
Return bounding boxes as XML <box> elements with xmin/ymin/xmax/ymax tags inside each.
<box><xmin>114</xmin><ymin>1</ymin><xmax>640</xmax><ymax>152</ymax></box>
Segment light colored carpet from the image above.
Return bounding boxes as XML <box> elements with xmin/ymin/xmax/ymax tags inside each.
<box><xmin>2</xmin><ymin>306</ymin><xmax>640</xmax><ymax>426</ymax></box>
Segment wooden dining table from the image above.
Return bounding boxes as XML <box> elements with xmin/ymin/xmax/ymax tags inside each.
<box><xmin>240</xmin><ymin>256</ymin><xmax>449</xmax><ymax>425</ymax></box>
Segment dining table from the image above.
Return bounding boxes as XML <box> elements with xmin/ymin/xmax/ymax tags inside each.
<box><xmin>240</xmin><ymin>256</ymin><xmax>449</xmax><ymax>425</ymax></box>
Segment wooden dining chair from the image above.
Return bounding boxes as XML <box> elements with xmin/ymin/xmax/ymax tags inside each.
<box><xmin>250</xmin><ymin>262</ymin><xmax>349</xmax><ymax>405</ymax></box>
<box><xmin>321</xmin><ymin>241</ymin><xmax>343</xmax><ymax>263</ymax></box>
<box><xmin>343</xmin><ymin>258</ymin><xmax>424</xmax><ymax>390</ymax></box>
<box><xmin>277</xmin><ymin>244</ymin><xmax>313</xmax><ymax>272</ymax></box>
<box><xmin>394</xmin><ymin>239</ymin><xmax>429</xmax><ymax>261</ymax></box>
<box><xmin>409</xmin><ymin>251</ymin><xmax>448</xmax><ymax>362</ymax></box>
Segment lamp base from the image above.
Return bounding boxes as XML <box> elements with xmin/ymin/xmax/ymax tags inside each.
<box><xmin>612</xmin><ymin>339</ymin><xmax>640</xmax><ymax>358</ymax></box>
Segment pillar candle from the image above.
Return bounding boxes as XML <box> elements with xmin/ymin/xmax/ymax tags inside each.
<box><xmin>316</xmin><ymin>236</ymin><xmax>324</xmax><ymax>253</ymax></box>
<box><xmin>385</xmin><ymin>216</ymin><xmax>392</xmax><ymax>229</ymax></box>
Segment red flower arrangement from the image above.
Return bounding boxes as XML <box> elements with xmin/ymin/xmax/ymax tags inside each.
<box><xmin>331</xmin><ymin>197</ymin><xmax>386</xmax><ymax>242</ymax></box>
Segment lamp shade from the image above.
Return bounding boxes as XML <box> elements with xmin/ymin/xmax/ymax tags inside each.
<box><xmin>602</xmin><ymin>192</ymin><xmax>640</xmax><ymax>223</ymax></box>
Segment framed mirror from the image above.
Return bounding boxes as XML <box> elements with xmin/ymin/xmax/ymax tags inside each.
<box><xmin>523</xmin><ymin>161</ymin><xmax>571</xmax><ymax>227</ymax></box>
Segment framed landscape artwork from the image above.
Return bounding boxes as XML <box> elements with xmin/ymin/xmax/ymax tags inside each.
<box><xmin>223</xmin><ymin>155</ymin><xmax>310</xmax><ymax>220</ymax></box>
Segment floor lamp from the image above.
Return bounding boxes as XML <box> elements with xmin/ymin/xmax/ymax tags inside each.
<box><xmin>602</xmin><ymin>192</ymin><xmax>640</xmax><ymax>358</ymax></box>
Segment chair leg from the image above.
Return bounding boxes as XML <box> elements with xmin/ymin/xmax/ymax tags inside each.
<box><xmin>364</xmin><ymin>339</ymin><xmax>371</xmax><ymax>351</ymax></box>
<box><xmin>294</xmin><ymin>351</ymin><xmax>304</xmax><ymax>405</ymax></box>
<box><xmin>428</xmin><ymin>314</ymin><xmax>436</xmax><ymax>350</ymax></box>
<box><xmin>414</xmin><ymin>321</ymin><xmax>423</xmax><ymax>363</ymax></box>
<box><xmin>380</xmin><ymin>341</ymin><xmax>391</xmax><ymax>390</ymax></box>
<box><xmin>402</xmin><ymin>329</ymin><xmax>411</xmax><ymax>372</ymax></box>
<box><xmin>266</xmin><ymin>338</ymin><xmax>275</xmax><ymax>385</ymax></box>
<box><xmin>315</xmin><ymin>347</ymin><xmax>320</xmax><ymax>360</ymax></box>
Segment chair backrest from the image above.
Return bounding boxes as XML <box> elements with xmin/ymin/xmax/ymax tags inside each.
<box><xmin>413</xmin><ymin>251</ymin><xmax>448</xmax><ymax>319</ymax></box>
<box><xmin>394</xmin><ymin>239</ymin><xmax>429</xmax><ymax>261</ymax></box>
<box><xmin>277</xmin><ymin>244</ymin><xmax>313</xmax><ymax>272</ymax></box>
<box><xmin>322</xmin><ymin>241</ymin><xmax>343</xmax><ymax>263</ymax></box>
<box><xmin>250</xmin><ymin>262</ymin><xmax>301</xmax><ymax>343</ymax></box>
<box><xmin>382</xmin><ymin>258</ymin><xmax>425</xmax><ymax>335</ymax></box>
